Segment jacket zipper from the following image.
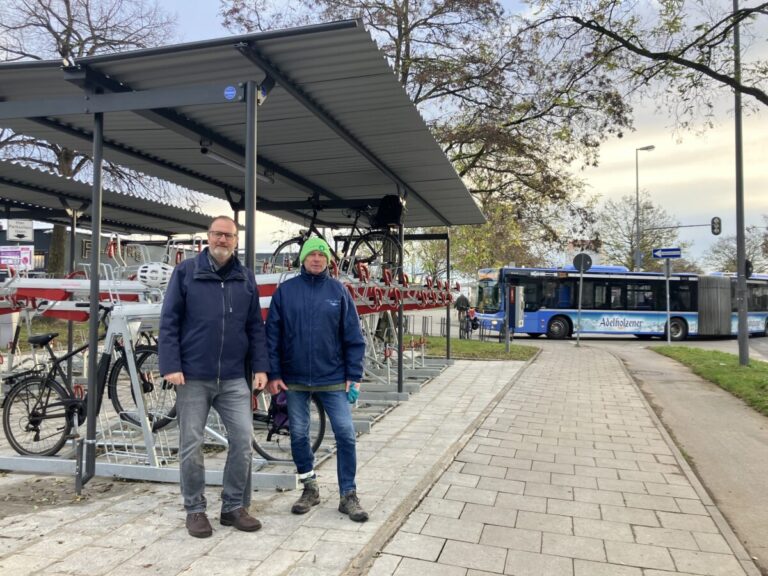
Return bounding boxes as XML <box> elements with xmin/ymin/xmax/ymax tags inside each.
<box><xmin>217</xmin><ymin>280</ymin><xmax>225</xmax><ymax>384</ymax></box>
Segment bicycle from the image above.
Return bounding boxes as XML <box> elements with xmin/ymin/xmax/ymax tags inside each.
<box><xmin>269</xmin><ymin>199</ymin><xmax>402</xmax><ymax>278</ymax></box>
<box><xmin>250</xmin><ymin>388</ymin><xmax>326</xmax><ymax>461</ymax></box>
<box><xmin>1</xmin><ymin>306</ymin><xmax>175</xmax><ymax>456</ymax></box>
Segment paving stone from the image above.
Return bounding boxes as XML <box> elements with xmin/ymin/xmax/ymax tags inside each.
<box><xmin>421</xmin><ymin>516</ymin><xmax>485</xmax><ymax>543</ymax></box>
<box><xmin>633</xmin><ymin>526</ymin><xmax>698</xmax><ymax>550</ymax></box>
<box><xmin>495</xmin><ymin>493</ymin><xmax>548</xmax><ymax>513</ymax></box>
<box><xmin>444</xmin><ymin>485</ymin><xmax>498</xmax><ymax>507</ymax></box>
<box><xmin>417</xmin><ymin>497</ymin><xmax>466</xmax><ymax>518</ymax></box>
<box><xmin>550</xmin><ymin>473</ymin><xmax>597</xmax><ymax>490</ymax></box>
<box><xmin>480</xmin><ymin>524</ymin><xmax>542</xmax><ymax>553</ymax></box>
<box><xmin>623</xmin><ymin>493</ymin><xmax>680</xmax><ymax>512</ymax></box>
<box><xmin>600</xmin><ymin>505</ymin><xmax>660</xmax><ymax>527</ymax></box>
<box><xmin>573</xmin><ymin>518</ymin><xmax>634</xmax><ymax>542</ymax></box>
<box><xmin>476</xmin><ymin>476</ymin><xmax>525</xmax><ymax>495</ymax></box>
<box><xmin>546</xmin><ymin>498</ymin><xmax>601</xmax><ymax>520</ymax></box>
<box><xmin>573</xmin><ymin>487</ymin><xmax>625</xmax><ymax>506</ymax></box>
<box><xmin>657</xmin><ymin>512</ymin><xmax>719</xmax><ymax>533</ymax></box>
<box><xmin>461</xmin><ymin>463</ymin><xmax>508</xmax><ymax>479</ymax></box>
<box><xmin>693</xmin><ymin>532</ymin><xmax>733</xmax><ymax>554</ymax></box>
<box><xmin>384</xmin><ymin>531</ymin><xmax>446</xmax><ymax>561</ymax></box>
<box><xmin>596</xmin><ymin>478</ymin><xmax>647</xmax><ymax>494</ymax></box>
<box><xmin>438</xmin><ymin>540</ymin><xmax>507</xmax><ymax>573</ymax></box>
<box><xmin>504</xmin><ymin>550</ymin><xmax>573</xmax><ymax>576</ymax></box>
<box><xmin>573</xmin><ymin>559</ymin><xmax>642</xmax><ymax>576</ymax></box>
<box><xmin>367</xmin><ymin>553</ymin><xmax>402</xmax><ymax>576</ymax></box>
<box><xmin>461</xmin><ymin>503</ymin><xmax>518</xmax><ymax>528</ymax></box>
<box><xmin>394</xmin><ymin>557</ymin><xmax>467</xmax><ymax>576</ymax></box>
<box><xmin>675</xmin><ymin>499</ymin><xmax>708</xmax><ymax>516</ymax></box>
<box><xmin>604</xmin><ymin>540</ymin><xmax>675</xmax><ymax>570</ymax></box>
<box><xmin>669</xmin><ymin>548</ymin><xmax>748</xmax><ymax>576</ymax></box>
<box><xmin>645</xmin><ymin>482</ymin><xmax>699</xmax><ymax>500</ymax></box>
<box><xmin>541</xmin><ymin>532</ymin><xmax>606</xmax><ymax>562</ymax></box>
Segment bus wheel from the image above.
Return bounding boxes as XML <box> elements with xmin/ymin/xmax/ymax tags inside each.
<box><xmin>668</xmin><ymin>318</ymin><xmax>688</xmax><ymax>341</ymax></box>
<box><xmin>546</xmin><ymin>316</ymin><xmax>570</xmax><ymax>339</ymax></box>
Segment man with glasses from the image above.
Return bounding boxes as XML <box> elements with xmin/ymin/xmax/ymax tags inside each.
<box><xmin>159</xmin><ymin>215</ymin><xmax>269</xmax><ymax>538</ymax></box>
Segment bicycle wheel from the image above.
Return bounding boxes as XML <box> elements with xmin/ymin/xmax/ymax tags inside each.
<box><xmin>108</xmin><ymin>346</ymin><xmax>176</xmax><ymax>431</ymax></box>
<box><xmin>270</xmin><ymin>237</ymin><xmax>303</xmax><ymax>271</ymax></box>
<box><xmin>2</xmin><ymin>376</ymin><xmax>72</xmax><ymax>456</ymax></box>
<box><xmin>349</xmin><ymin>231</ymin><xmax>401</xmax><ymax>278</ymax></box>
<box><xmin>252</xmin><ymin>391</ymin><xmax>326</xmax><ymax>461</ymax></box>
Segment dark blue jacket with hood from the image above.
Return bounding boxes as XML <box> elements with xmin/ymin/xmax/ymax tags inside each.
<box><xmin>159</xmin><ymin>248</ymin><xmax>269</xmax><ymax>381</ymax></box>
<box><xmin>265</xmin><ymin>266</ymin><xmax>365</xmax><ymax>386</ymax></box>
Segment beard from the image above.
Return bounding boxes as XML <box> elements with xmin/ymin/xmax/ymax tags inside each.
<box><xmin>210</xmin><ymin>245</ymin><xmax>234</xmax><ymax>262</ymax></box>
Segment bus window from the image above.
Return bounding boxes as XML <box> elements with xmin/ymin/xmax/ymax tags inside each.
<box><xmin>628</xmin><ymin>283</ymin><xmax>656</xmax><ymax>311</ymax></box>
<box><xmin>609</xmin><ymin>285</ymin><xmax>624</xmax><ymax>309</ymax></box>
<box><xmin>523</xmin><ymin>281</ymin><xmax>542</xmax><ymax>311</ymax></box>
<box><xmin>670</xmin><ymin>283</ymin><xmax>694</xmax><ymax>311</ymax></box>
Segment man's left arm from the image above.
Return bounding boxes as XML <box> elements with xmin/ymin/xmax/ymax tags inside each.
<box><xmin>340</xmin><ymin>285</ymin><xmax>366</xmax><ymax>384</ymax></box>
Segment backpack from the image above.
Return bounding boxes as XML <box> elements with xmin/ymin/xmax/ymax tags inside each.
<box><xmin>371</xmin><ymin>195</ymin><xmax>405</xmax><ymax>228</ymax></box>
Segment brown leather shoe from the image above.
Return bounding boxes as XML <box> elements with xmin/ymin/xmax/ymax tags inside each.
<box><xmin>186</xmin><ymin>512</ymin><xmax>213</xmax><ymax>538</ymax></box>
<box><xmin>220</xmin><ymin>507</ymin><xmax>262</xmax><ymax>532</ymax></box>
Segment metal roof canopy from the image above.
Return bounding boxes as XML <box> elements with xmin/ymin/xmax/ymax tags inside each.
<box><xmin>0</xmin><ymin>20</ymin><xmax>480</xmax><ymax>487</ymax></box>
<box><xmin>0</xmin><ymin>162</ymin><xmax>212</xmax><ymax>236</ymax></box>
<box><xmin>0</xmin><ymin>19</ymin><xmax>483</xmax><ymax>232</ymax></box>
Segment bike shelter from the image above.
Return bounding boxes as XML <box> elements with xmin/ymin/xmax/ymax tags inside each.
<box><xmin>0</xmin><ymin>19</ymin><xmax>483</xmax><ymax>492</ymax></box>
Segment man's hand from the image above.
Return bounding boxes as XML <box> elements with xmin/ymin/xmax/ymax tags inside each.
<box><xmin>165</xmin><ymin>372</ymin><xmax>185</xmax><ymax>386</ymax></box>
<box><xmin>252</xmin><ymin>372</ymin><xmax>268</xmax><ymax>391</ymax></box>
<box><xmin>267</xmin><ymin>378</ymin><xmax>288</xmax><ymax>395</ymax></box>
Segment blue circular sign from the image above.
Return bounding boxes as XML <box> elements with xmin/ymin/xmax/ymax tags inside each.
<box><xmin>223</xmin><ymin>86</ymin><xmax>237</xmax><ymax>100</ymax></box>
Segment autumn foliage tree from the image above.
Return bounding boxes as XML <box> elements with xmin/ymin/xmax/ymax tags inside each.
<box><xmin>221</xmin><ymin>0</ymin><xmax>634</xmax><ymax>273</ymax></box>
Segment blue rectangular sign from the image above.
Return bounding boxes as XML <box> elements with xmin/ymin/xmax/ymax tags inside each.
<box><xmin>652</xmin><ymin>247</ymin><xmax>681</xmax><ymax>259</ymax></box>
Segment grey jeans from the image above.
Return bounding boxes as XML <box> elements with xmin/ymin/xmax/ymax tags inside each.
<box><xmin>175</xmin><ymin>378</ymin><xmax>253</xmax><ymax>514</ymax></box>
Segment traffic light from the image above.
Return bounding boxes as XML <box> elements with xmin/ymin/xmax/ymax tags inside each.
<box><xmin>746</xmin><ymin>259</ymin><xmax>753</xmax><ymax>279</ymax></box>
<box><xmin>710</xmin><ymin>216</ymin><xmax>722</xmax><ymax>235</ymax></box>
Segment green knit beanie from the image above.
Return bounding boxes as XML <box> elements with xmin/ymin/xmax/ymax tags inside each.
<box><xmin>299</xmin><ymin>237</ymin><xmax>332</xmax><ymax>264</ymax></box>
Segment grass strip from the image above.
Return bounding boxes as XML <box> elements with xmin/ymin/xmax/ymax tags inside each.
<box><xmin>652</xmin><ymin>345</ymin><xmax>768</xmax><ymax>417</ymax></box>
<box><xmin>418</xmin><ymin>335</ymin><xmax>538</xmax><ymax>361</ymax></box>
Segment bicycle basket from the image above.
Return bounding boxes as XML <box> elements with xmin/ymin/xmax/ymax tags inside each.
<box><xmin>371</xmin><ymin>195</ymin><xmax>405</xmax><ymax>228</ymax></box>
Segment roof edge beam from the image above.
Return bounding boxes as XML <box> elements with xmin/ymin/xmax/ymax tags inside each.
<box><xmin>236</xmin><ymin>42</ymin><xmax>451</xmax><ymax>226</ymax></box>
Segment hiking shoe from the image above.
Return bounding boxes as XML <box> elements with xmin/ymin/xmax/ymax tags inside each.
<box><xmin>339</xmin><ymin>490</ymin><xmax>369</xmax><ymax>522</ymax></box>
<box><xmin>291</xmin><ymin>480</ymin><xmax>320</xmax><ymax>514</ymax></box>
<box><xmin>186</xmin><ymin>512</ymin><xmax>213</xmax><ymax>538</ymax></box>
<box><xmin>220</xmin><ymin>508</ymin><xmax>262</xmax><ymax>532</ymax></box>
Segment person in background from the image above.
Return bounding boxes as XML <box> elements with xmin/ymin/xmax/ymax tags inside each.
<box><xmin>265</xmin><ymin>237</ymin><xmax>369</xmax><ymax>522</ymax></box>
<box><xmin>159</xmin><ymin>215</ymin><xmax>269</xmax><ymax>538</ymax></box>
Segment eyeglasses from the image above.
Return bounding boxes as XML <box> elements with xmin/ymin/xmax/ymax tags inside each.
<box><xmin>208</xmin><ymin>231</ymin><xmax>237</xmax><ymax>241</ymax></box>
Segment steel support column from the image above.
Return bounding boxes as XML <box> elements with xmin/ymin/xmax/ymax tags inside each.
<box><xmin>244</xmin><ymin>81</ymin><xmax>259</xmax><ymax>270</ymax></box>
<box><xmin>83</xmin><ymin>111</ymin><xmax>104</xmax><ymax>490</ymax></box>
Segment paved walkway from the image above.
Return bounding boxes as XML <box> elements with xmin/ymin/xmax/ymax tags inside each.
<box><xmin>370</xmin><ymin>345</ymin><xmax>760</xmax><ymax>576</ymax></box>
<box><xmin>0</xmin><ymin>344</ymin><xmax>762</xmax><ymax>576</ymax></box>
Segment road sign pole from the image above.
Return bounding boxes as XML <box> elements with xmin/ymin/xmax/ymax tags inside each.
<box><xmin>665</xmin><ymin>259</ymin><xmax>672</xmax><ymax>345</ymax></box>
<box><xmin>576</xmin><ymin>267</ymin><xmax>584</xmax><ymax>348</ymax></box>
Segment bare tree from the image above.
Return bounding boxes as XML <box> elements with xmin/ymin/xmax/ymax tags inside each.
<box><xmin>596</xmin><ymin>191</ymin><xmax>698</xmax><ymax>272</ymax></box>
<box><xmin>527</xmin><ymin>1</ymin><xmax>768</xmax><ymax>130</ymax></box>
<box><xmin>221</xmin><ymin>0</ymin><xmax>632</xmax><ymax>249</ymax></box>
<box><xmin>703</xmin><ymin>225</ymin><xmax>768</xmax><ymax>273</ymax></box>
<box><xmin>0</xmin><ymin>0</ymin><xmax>203</xmax><ymax>274</ymax></box>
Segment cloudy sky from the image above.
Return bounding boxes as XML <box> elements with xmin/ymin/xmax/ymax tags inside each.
<box><xmin>169</xmin><ymin>1</ymin><xmax>767</xmax><ymax>263</ymax></box>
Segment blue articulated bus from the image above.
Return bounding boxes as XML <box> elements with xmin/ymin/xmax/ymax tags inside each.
<box><xmin>474</xmin><ymin>266</ymin><xmax>768</xmax><ymax>341</ymax></box>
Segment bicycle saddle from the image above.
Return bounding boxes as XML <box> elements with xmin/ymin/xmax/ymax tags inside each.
<box><xmin>27</xmin><ymin>333</ymin><xmax>59</xmax><ymax>347</ymax></box>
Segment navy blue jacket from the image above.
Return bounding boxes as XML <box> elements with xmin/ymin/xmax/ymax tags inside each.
<box><xmin>159</xmin><ymin>249</ymin><xmax>269</xmax><ymax>381</ymax></box>
<box><xmin>266</xmin><ymin>266</ymin><xmax>365</xmax><ymax>386</ymax></box>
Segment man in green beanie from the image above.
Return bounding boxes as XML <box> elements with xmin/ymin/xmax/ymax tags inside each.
<box><xmin>265</xmin><ymin>237</ymin><xmax>369</xmax><ymax>521</ymax></box>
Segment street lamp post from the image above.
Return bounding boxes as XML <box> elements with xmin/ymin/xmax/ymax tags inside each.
<box><xmin>634</xmin><ymin>145</ymin><xmax>655</xmax><ymax>271</ymax></box>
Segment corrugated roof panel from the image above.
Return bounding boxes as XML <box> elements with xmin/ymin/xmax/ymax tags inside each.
<box><xmin>0</xmin><ymin>20</ymin><xmax>484</xmax><ymax>229</ymax></box>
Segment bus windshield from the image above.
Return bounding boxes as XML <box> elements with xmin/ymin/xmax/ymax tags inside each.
<box><xmin>476</xmin><ymin>278</ymin><xmax>500</xmax><ymax>313</ymax></box>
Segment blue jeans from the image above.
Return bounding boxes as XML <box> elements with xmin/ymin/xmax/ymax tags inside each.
<box><xmin>286</xmin><ymin>389</ymin><xmax>357</xmax><ymax>495</ymax></box>
<box><xmin>176</xmin><ymin>378</ymin><xmax>253</xmax><ymax>514</ymax></box>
